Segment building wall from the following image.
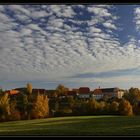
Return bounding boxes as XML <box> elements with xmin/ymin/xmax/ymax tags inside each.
<box><xmin>103</xmin><ymin>92</ymin><xmax>115</xmax><ymax>97</ymax></box>
<box><xmin>117</xmin><ymin>91</ymin><xmax>124</xmax><ymax>99</ymax></box>
<box><xmin>78</xmin><ymin>94</ymin><xmax>90</xmax><ymax>99</ymax></box>
<box><xmin>93</xmin><ymin>94</ymin><xmax>103</xmax><ymax>100</ymax></box>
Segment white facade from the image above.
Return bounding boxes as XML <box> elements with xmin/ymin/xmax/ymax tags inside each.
<box><xmin>117</xmin><ymin>91</ymin><xmax>124</xmax><ymax>99</ymax></box>
<box><xmin>78</xmin><ymin>94</ymin><xmax>90</xmax><ymax>99</ymax></box>
<box><xmin>92</xmin><ymin>94</ymin><xmax>103</xmax><ymax>100</ymax></box>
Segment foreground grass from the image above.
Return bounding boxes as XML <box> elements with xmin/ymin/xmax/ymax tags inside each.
<box><xmin>0</xmin><ymin>115</ymin><xmax>140</xmax><ymax>136</ymax></box>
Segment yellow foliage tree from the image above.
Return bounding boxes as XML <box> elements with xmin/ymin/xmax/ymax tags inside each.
<box><xmin>27</xmin><ymin>83</ymin><xmax>32</xmax><ymax>95</ymax></box>
<box><xmin>118</xmin><ymin>99</ymin><xmax>133</xmax><ymax>116</ymax></box>
<box><xmin>31</xmin><ymin>94</ymin><xmax>49</xmax><ymax>119</ymax></box>
<box><xmin>0</xmin><ymin>93</ymin><xmax>10</xmax><ymax>121</ymax></box>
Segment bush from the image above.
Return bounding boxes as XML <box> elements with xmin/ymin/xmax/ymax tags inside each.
<box><xmin>9</xmin><ymin>111</ymin><xmax>21</xmax><ymax>121</ymax></box>
<box><xmin>60</xmin><ymin>107</ymin><xmax>73</xmax><ymax>116</ymax></box>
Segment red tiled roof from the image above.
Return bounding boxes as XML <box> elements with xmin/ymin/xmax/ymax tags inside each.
<box><xmin>93</xmin><ymin>89</ymin><xmax>102</xmax><ymax>95</ymax></box>
<box><xmin>72</xmin><ymin>89</ymin><xmax>78</xmax><ymax>92</ymax></box>
<box><xmin>32</xmin><ymin>89</ymin><xmax>47</xmax><ymax>94</ymax></box>
<box><xmin>101</xmin><ymin>88</ymin><xmax>119</xmax><ymax>93</ymax></box>
<box><xmin>79</xmin><ymin>87</ymin><xmax>90</xmax><ymax>94</ymax></box>
<box><xmin>93</xmin><ymin>87</ymin><xmax>119</xmax><ymax>95</ymax></box>
<box><xmin>5</xmin><ymin>89</ymin><xmax>20</xmax><ymax>95</ymax></box>
<box><xmin>67</xmin><ymin>91</ymin><xmax>77</xmax><ymax>96</ymax></box>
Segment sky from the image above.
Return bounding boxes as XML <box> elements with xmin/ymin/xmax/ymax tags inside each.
<box><xmin>1</xmin><ymin>5</ymin><xmax>140</xmax><ymax>90</ymax></box>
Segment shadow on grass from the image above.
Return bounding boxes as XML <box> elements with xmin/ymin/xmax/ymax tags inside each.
<box><xmin>0</xmin><ymin>116</ymin><xmax>140</xmax><ymax>136</ymax></box>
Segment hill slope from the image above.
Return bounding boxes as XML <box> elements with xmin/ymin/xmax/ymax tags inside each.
<box><xmin>0</xmin><ymin>115</ymin><xmax>139</xmax><ymax>136</ymax></box>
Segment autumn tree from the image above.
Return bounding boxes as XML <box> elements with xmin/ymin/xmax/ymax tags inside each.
<box><xmin>26</xmin><ymin>83</ymin><xmax>34</xmax><ymax>119</ymax></box>
<box><xmin>124</xmin><ymin>87</ymin><xmax>140</xmax><ymax>105</ymax></box>
<box><xmin>76</xmin><ymin>101</ymin><xmax>89</xmax><ymax>115</ymax></box>
<box><xmin>27</xmin><ymin>83</ymin><xmax>32</xmax><ymax>95</ymax></box>
<box><xmin>118</xmin><ymin>99</ymin><xmax>133</xmax><ymax>116</ymax></box>
<box><xmin>9</xmin><ymin>99</ymin><xmax>21</xmax><ymax>121</ymax></box>
<box><xmin>31</xmin><ymin>94</ymin><xmax>49</xmax><ymax>119</ymax></box>
<box><xmin>98</xmin><ymin>101</ymin><xmax>109</xmax><ymax>114</ymax></box>
<box><xmin>110</xmin><ymin>101</ymin><xmax>119</xmax><ymax>114</ymax></box>
<box><xmin>56</xmin><ymin>84</ymin><xmax>69</xmax><ymax>96</ymax></box>
<box><xmin>0</xmin><ymin>93</ymin><xmax>10</xmax><ymax>121</ymax></box>
<box><xmin>88</xmin><ymin>98</ymin><xmax>99</xmax><ymax>115</ymax></box>
<box><xmin>67</xmin><ymin>96</ymin><xmax>75</xmax><ymax>109</ymax></box>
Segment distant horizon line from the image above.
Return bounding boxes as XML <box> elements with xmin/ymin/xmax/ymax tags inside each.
<box><xmin>1</xmin><ymin>85</ymin><xmax>132</xmax><ymax>91</ymax></box>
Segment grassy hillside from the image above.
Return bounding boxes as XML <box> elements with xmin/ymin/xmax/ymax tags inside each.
<box><xmin>0</xmin><ymin>115</ymin><xmax>140</xmax><ymax>136</ymax></box>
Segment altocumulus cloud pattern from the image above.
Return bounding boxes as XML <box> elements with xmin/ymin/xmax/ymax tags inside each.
<box><xmin>1</xmin><ymin>5</ymin><xmax>140</xmax><ymax>89</ymax></box>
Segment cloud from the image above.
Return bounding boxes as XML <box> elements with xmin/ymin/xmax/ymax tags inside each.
<box><xmin>103</xmin><ymin>21</ymin><xmax>117</xmax><ymax>30</ymax></box>
<box><xmin>134</xmin><ymin>7</ymin><xmax>140</xmax><ymax>31</ymax></box>
<box><xmin>70</xmin><ymin>67</ymin><xmax>139</xmax><ymax>79</ymax></box>
<box><xmin>87</xmin><ymin>6</ymin><xmax>111</xmax><ymax>17</ymax></box>
<box><xmin>0</xmin><ymin>5</ymin><xmax>140</xmax><ymax>89</ymax></box>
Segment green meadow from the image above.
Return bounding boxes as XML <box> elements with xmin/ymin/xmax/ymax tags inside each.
<box><xmin>0</xmin><ymin>115</ymin><xmax>140</xmax><ymax>136</ymax></box>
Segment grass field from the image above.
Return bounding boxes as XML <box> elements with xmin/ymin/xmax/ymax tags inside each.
<box><xmin>0</xmin><ymin>115</ymin><xmax>140</xmax><ymax>136</ymax></box>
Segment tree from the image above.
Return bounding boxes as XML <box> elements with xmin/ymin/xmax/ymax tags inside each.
<box><xmin>9</xmin><ymin>99</ymin><xmax>21</xmax><ymax>121</ymax></box>
<box><xmin>118</xmin><ymin>99</ymin><xmax>133</xmax><ymax>116</ymax></box>
<box><xmin>66</xmin><ymin>96</ymin><xmax>75</xmax><ymax>109</ymax></box>
<box><xmin>56</xmin><ymin>84</ymin><xmax>69</xmax><ymax>96</ymax></box>
<box><xmin>0</xmin><ymin>93</ymin><xmax>10</xmax><ymax>121</ymax></box>
<box><xmin>88</xmin><ymin>98</ymin><xmax>99</xmax><ymax>115</ymax></box>
<box><xmin>31</xmin><ymin>94</ymin><xmax>49</xmax><ymax>119</ymax></box>
<box><xmin>0</xmin><ymin>88</ymin><xmax>3</xmax><ymax>94</ymax></box>
<box><xmin>54</xmin><ymin>101</ymin><xmax>59</xmax><ymax>112</ymax></box>
<box><xmin>17</xmin><ymin>93</ymin><xmax>31</xmax><ymax>120</ymax></box>
<box><xmin>124</xmin><ymin>87</ymin><xmax>140</xmax><ymax>105</ymax></box>
<box><xmin>110</xmin><ymin>101</ymin><xmax>119</xmax><ymax>114</ymax></box>
<box><xmin>27</xmin><ymin>83</ymin><xmax>32</xmax><ymax>95</ymax></box>
<box><xmin>98</xmin><ymin>101</ymin><xmax>108</xmax><ymax>114</ymax></box>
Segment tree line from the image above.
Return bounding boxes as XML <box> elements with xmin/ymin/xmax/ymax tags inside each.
<box><xmin>0</xmin><ymin>84</ymin><xmax>140</xmax><ymax>122</ymax></box>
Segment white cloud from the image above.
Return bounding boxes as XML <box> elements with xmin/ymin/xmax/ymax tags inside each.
<box><xmin>48</xmin><ymin>5</ymin><xmax>75</xmax><ymax>18</ymax></box>
<box><xmin>134</xmin><ymin>7</ymin><xmax>140</xmax><ymax>31</ymax></box>
<box><xmin>31</xmin><ymin>11</ymin><xmax>48</xmax><ymax>18</ymax></box>
<box><xmin>103</xmin><ymin>21</ymin><xmax>117</xmax><ymax>30</ymax></box>
<box><xmin>87</xmin><ymin>6</ymin><xmax>111</xmax><ymax>17</ymax></box>
<box><xmin>0</xmin><ymin>5</ymin><xmax>140</xmax><ymax>89</ymax></box>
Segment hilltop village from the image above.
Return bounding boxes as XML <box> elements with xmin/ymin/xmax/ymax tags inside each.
<box><xmin>0</xmin><ymin>83</ymin><xmax>140</xmax><ymax>122</ymax></box>
<box><xmin>3</xmin><ymin>85</ymin><xmax>125</xmax><ymax>100</ymax></box>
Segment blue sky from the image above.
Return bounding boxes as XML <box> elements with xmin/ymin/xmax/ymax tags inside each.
<box><xmin>1</xmin><ymin>5</ymin><xmax>140</xmax><ymax>90</ymax></box>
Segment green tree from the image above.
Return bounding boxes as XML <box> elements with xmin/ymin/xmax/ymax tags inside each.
<box><xmin>0</xmin><ymin>88</ymin><xmax>2</xmax><ymax>94</ymax></box>
<box><xmin>54</xmin><ymin>101</ymin><xmax>59</xmax><ymax>112</ymax></box>
<box><xmin>17</xmin><ymin>93</ymin><xmax>31</xmax><ymax>120</ymax></box>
